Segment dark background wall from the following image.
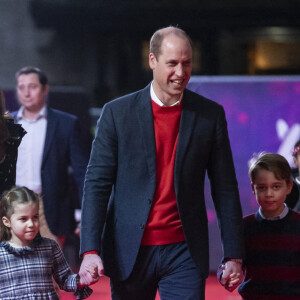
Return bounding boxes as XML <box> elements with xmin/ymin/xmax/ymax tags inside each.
<box><xmin>1</xmin><ymin>0</ymin><xmax>300</xmax><ymax>109</ymax></box>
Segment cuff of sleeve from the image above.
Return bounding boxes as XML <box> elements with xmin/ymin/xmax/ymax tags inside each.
<box><xmin>74</xmin><ymin>209</ymin><xmax>81</xmax><ymax>222</ymax></box>
<box><xmin>74</xmin><ymin>286</ymin><xmax>93</xmax><ymax>300</ymax></box>
<box><xmin>83</xmin><ymin>251</ymin><xmax>99</xmax><ymax>256</ymax></box>
<box><xmin>226</xmin><ymin>258</ymin><xmax>243</xmax><ymax>264</ymax></box>
<box><xmin>75</xmin><ymin>274</ymin><xmax>93</xmax><ymax>300</ymax></box>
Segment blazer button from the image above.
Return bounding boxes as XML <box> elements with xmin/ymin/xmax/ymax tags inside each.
<box><xmin>139</xmin><ymin>224</ymin><xmax>145</xmax><ymax>230</ymax></box>
<box><xmin>148</xmin><ymin>199</ymin><xmax>152</xmax><ymax>205</ymax></box>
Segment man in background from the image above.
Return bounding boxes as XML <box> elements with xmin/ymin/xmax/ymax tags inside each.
<box><xmin>13</xmin><ymin>66</ymin><xmax>89</xmax><ymax>249</ymax></box>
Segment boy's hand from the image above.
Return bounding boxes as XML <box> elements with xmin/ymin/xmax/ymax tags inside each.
<box><xmin>220</xmin><ymin>260</ymin><xmax>243</xmax><ymax>292</ymax></box>
<box><xmin>226</xmin><ymin>271</ymin><xmax>241</xmax><ymax>292</ymax></box>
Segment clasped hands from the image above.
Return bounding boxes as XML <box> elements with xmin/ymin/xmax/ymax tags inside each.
<box><xmin>220</xmin><ymin>260</ymin><xmax>244</xmax><ymax>292</ymax></box>
<box><xmin>78</xmin><ymin>254</ymin><xmax>104</xmax><ymax>287</ymax></box>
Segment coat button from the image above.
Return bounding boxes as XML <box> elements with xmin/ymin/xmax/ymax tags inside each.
<box><xmin>148</xmin><ymin>199</ymin><xmax>152</xmax><ymax>204</ymax></box>
<box><xmin>139</xmin><ymin>224</ymin><xmax>145</xmax><ymax>230</ymax></box>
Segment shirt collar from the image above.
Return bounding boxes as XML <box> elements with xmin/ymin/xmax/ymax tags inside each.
<box><xmin>259</xmin><ymin>203</ymin><xmax>289</xmax><ymax>220</ymax></box>
<box><xmin>150</xmin><ymin>82</ymin><xmax>182</xmax><ymax>107</ymax></box>
<box><xmin>17</xmin><ymin>105</ymin><xmax>47</xmax><ymax>122</ymax></box>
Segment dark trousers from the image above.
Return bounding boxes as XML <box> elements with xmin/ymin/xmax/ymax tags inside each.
<box><xmin>110</xmin><ymin>241</ymin><xmax>205</xmax><ymax>300</ymax></box>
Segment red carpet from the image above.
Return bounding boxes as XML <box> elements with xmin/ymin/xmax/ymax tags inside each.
<box><xmin>61</xmin><ymin>274</ymin><xmax>241</xmax><ymax>300</ymax></box>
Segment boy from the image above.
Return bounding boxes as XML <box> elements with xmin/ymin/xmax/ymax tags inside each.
<box><xmin>219</xmin><ymin>152</ymin><xmax>300</xmax><ymax>299</ymax></box>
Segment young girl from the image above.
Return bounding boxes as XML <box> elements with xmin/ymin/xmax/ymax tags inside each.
<box><xmin>0</xmin><ymin>186</ymin><xmax>95</xmax><ymax>299</ymax></box>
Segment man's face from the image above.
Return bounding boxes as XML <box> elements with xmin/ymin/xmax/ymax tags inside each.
<box><xmin>149</xmin><ymin>34</ymin><xmax>192</xmax><ymax>105</ymax></box>
<box><xmin>17</xmin><ymin>73</ymin><xmax>48</xmax><ymax>113</ymax></box>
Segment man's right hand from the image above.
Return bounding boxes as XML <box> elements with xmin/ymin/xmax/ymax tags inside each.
<box><xmin>78</xmin><ymin>253</ymin><xmax>104</xmax><ymax>286</ymax></box>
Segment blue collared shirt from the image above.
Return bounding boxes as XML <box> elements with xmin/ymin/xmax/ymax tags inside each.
<box><xmin>258</xmin><ymin>203</ymin><xmax>289</xmax><ymax>220</ymax></box>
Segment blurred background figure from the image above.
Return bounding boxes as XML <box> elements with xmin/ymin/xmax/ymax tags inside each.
<box><xmin>11</xmin><ymin>66</ymin><xmax>89</xmax><ymax>255</ymax></box>
<box><xmin>291</xmin><ymin>140</ymin><xmax>300</xmax><ymax>211</ymax></box>
<box><xmin>0</xmin><ymin>89</ymin><xmax>26</xmax><ymax>195</ymax></box>
<box><xmin>285</xmin><ymin>140</ymin><xmax>300</xmax><ymax>210</ymax></box>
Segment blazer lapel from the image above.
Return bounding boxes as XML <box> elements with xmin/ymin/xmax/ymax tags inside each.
<box><xmin>136</xmin><ymin>86</ymin><xmax>156</xmax><ymax>181</ymax></box>
<box><xmin>174</xmin><ymin>91</ymin><xmax>196</xmax><ymax>195</ymax></box>
<box><xmin>42</xmin><ymin>108</ymin><xmax>57</xmax><ymax>167</ymax></box>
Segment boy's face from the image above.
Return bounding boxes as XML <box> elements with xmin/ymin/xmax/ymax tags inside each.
<box><xmin>251</xmin><ymin>169</ymin><xmax>293</xmax><ymax>218</ymax></box>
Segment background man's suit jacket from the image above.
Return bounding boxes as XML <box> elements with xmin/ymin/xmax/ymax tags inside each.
<box><xmin>13</xmin><ymin>107</ymin><xmax>89</xmax><ymax>236</ymax></box>
<box><xmin>80</xmin><ymin>84</ymin><xmax>244</xmax><ymax>281</ymax></box>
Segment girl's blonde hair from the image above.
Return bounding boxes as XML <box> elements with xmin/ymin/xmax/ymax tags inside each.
<box><xmin>0</xmin><ymin>186</ymin><xmax>40</xmax><ymax>241</ymax></box>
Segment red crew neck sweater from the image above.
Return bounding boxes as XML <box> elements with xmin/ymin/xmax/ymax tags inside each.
<box><xmin>141</xmin><ymin>100</ymin><xmax>185</xmax><ymax>245</ymax></box>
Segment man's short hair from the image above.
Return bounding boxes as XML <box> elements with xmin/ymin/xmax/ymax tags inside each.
<box><xmin>149</xmin><ymin>26</ymin><xmax>192</xmax><ymax>60</ymax></box>
<box><xmin>15</xmin><ymin>66</ymin><xmax>48</xmax><ymax>86</ymax></box>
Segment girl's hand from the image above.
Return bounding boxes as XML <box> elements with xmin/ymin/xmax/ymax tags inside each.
<box><xmin>78</xmin><ymin>265</ymin><xmax>99</xmax><ymax>288</ymax></box>
<box><xmin>78</xmin><ymin>254</ymin><xmax>104</xmax><ymax>286</ymax></box>
<box><xmin>85</xmin><ymin>264</ymin><xmax>99</xmax><ymax>279</ymax></box>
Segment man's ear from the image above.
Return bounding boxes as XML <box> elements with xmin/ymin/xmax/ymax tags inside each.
<box><xmin>149</xmin><ymin>53</ymin><xmax>157</xmax><ymax>70</ymax></box>
<box><xmin>2</xmin><ymin>216</ymin><xmax>11</xmax><ymax>228</ymax></box>
<box><xmin>42</xmin><ymin>84</ymin><xmax>50</xmax><ymax>99</ymax></box>
<box><xmin>251</xmin><ymin>183</ymin><xmax>256</xmax><ymax>194</ymax></box>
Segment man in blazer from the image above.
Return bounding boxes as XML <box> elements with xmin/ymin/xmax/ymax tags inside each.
<box><xmin>79</xmin><ymin>27</ymin><xmax>244</xmax><ymax>299</ymax></box>
<box><xmin>13</xmin><ymin>66</ymin><xmax>89</xmax><ymax>247</ymax></box>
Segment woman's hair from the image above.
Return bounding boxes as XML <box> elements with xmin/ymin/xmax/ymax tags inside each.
<box><xmin>0</xmin><ymin>186</ymin><xmax>40</xmax><ymax>241</ymax></box>
<box><xmin>248</xmin><ymin>152</ymin><xmax>292</xmax><ymax>185</ymax></box>
<box><xmin>0</xmin><ymin>90</ymin><xmax>9</xmax><ymax>156</ymax></box>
